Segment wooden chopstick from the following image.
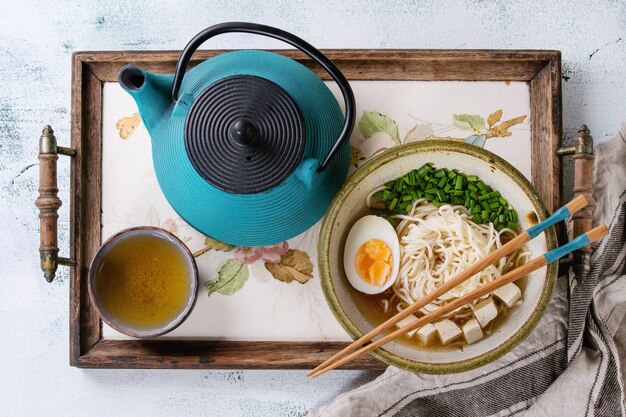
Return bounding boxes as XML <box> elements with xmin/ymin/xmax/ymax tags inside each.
<box><xmin>309</xmin><ymin>224</ymin><xmax>608</xmax><ymax>377</ymax></box>
<box><xmin>308</xmin><ymin>195</ymin><xmax>588</xmax><ymax>376</ymax></box>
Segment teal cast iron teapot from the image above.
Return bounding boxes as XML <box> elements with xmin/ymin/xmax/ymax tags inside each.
<box><xmin>118</xmin><ymin>22</ymin><xmax>355</xmax><ymax>246</ymax></box>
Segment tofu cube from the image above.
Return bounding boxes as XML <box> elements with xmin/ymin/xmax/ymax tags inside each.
<box><xmin>395</xmin><ymin>315</ymin><xmax>418</xmax><ymax>337</ymax></box>
<box><xmin>492</xmin><ymin>283</ymin><xmax>522</xmax><ymax>308</ymax></box>
<box><xmin>415</xmin><ymin>323</ymin><xmax>437</xmax><ymax>346</ymax></box>
<box><xmin>462</xmin><ymin>318</ymin><xmax>484</xmax><ymax>344</ymax></box>
<box><xmin>434</xmin><ymin>319</ymin><xmax>462</xmax><ymax>344</ymax></box>
<box><xmin>473</xmin><ymin>297</ymin><xmax>498</xmax><ymax>328</ymax></box>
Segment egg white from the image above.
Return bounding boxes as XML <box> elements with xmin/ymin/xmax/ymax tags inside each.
<box><xmin>343</xmin><ymin>215</ymin><xmax>400</xmax><ymax>294</ymax></box>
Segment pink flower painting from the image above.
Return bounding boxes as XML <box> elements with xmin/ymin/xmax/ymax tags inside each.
<box><xmin>233</xmin><ymin>241</ymin><xmax>289</xmax><ymax>264</ymax></box>
<box><xmin>161</xmin><ymin>218</ymin><xmax>179</xmax><ymax>234</ymax></box>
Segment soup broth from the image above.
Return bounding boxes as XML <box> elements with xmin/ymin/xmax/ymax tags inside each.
<box><xmin>95</xmin><ymin>233</ymin><xmax>192</xmax><ymax>330</ymax></box>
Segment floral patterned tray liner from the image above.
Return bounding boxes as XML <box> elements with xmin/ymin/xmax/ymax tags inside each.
<box><xmin>101</xmin><ymin>80</ymin><xmax>530</xmax><ymax>341</ymax></box>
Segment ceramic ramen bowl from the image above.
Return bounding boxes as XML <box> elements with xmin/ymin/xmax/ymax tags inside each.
<box><xmin>318</xmin><ymin>140</ymin><xmax>557</xmax><ymax>373</ymax></box>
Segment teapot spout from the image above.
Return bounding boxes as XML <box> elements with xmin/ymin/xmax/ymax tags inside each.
<box><xmin>118</xmin><ymin>65</ymin><xmax>174</xmax><ymax>134</ymax></box>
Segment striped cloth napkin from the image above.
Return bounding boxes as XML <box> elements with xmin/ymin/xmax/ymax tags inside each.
<box><xmin>309</xmin><ymin>123</ymin><xmax>626</xmax><ymax>417</ymax></box>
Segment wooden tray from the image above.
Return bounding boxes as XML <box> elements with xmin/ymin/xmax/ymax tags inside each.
<box><xmin>63</xmin><ymin>49</ymin><xmax>561</xmax><ymax>369</ymax></box>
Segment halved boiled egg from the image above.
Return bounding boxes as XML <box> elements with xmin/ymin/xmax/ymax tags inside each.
<box><xmin>343</xmin><ymin>215</ymin><xmax>400</xmax><ymax>294</ymax></box>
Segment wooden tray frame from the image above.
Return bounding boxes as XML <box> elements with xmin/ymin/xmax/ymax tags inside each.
<box><xmin>70</xmin><ymin>49</ymin><xmax>561</xmax><ymax>369</ymax></box>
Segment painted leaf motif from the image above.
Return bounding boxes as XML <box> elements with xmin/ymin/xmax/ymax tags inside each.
<box><xmin>264</xmin><ymin>249</ymin><xmax>313</xmax><ymax>284</ymax></box>
<box><xmin>453</xmin><ymin>114</ymin><xmax>487</xmax><ymax>134</ymax></box>
<box><xmin>488</xmin><ymin>115</ymin><xmax>527</xmax><ymax>138</ymax></box>
<box><xmin>464</xmin><ymin>134</ymin><xmax>487</xmax><ymax>148</ymax></box>
<box><xmin>357</xmin><ymin>111</ymin><xmax>400</xmax><ymax>145</ymax></box>
<box><xmin>116</xmin><ymin>113</ymin><xmax>141</xmax><ymax>139</ymax></box>
<box><xmin>487</xmin><ymin>110</ymin><xmax>503</xmax><ymax>128</ymax></box>
<box><xmin>404</xmin><ymin>123</ymin><xmax>435</xmax><ymax>143</ymax></box>
<box><xmin>194</xmin><ymin>236</ymin><xmax>235</xmax><ymax>258</ymax></box>
<box><xmin>205</xmin><ymin>259</ymin><xmax>249</xmax><ymax>296</ymax></box>
<box><xmin>204</xmin><ymin>236</ymin><xmax>234</xmax><ymax>252</ymax></box>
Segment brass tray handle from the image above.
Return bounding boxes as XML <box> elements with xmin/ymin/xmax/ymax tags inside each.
<box><xmin>556</xmin><ymin>125</ymin><xmax>595</xmax><ymax>278</ymax></box>
<box><xmin>35</xmin><ymin>126</ymin><xmax>76</xmax><ymax>282</ymax></box>
<box><xmin>556</xmin><ymin>125</ymin><xmax>596</xmax><ymax>247</ymax></box>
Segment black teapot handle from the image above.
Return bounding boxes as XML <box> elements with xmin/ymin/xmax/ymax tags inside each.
<box><xmin>171</xmin><ymin>22</ymin><xmax>355</xmax><ymax>173</ymax></box>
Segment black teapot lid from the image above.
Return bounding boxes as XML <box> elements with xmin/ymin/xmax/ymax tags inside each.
<box><xmin>167</xmin><ymin>22</ymin><xmax>357</xmax><ymax>199</ymax></box>
<box><xmin>185</xmin><ymin>75</ymin><xmax>305</xmax><ymax>194</ymax></box>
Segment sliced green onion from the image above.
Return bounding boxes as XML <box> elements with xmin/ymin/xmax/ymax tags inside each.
<box><xmin>455</xmin><ymin>175</ymin><xmax>463</xmax><ymax>190</ymax></box>
<box><xmin>379</xmin><ymin>163</ymin><xmax>519</xmax><ymax>224</ymax></box>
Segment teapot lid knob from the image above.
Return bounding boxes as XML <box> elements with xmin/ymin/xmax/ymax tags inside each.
<box><xmin>229</xmin><ymin>119</ymin><xmax>257</xmax><ymax>145</ymax></box>
<box><xmin>185</xmin><ymin>75</ymin><xmax>306</xmax><ymax>195</ymax></box>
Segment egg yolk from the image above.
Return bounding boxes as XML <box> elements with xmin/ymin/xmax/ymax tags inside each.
<box><xmin>355</xmin><ymin>239</ymin><xmax>392</xmax><ymax>286</ymax></box>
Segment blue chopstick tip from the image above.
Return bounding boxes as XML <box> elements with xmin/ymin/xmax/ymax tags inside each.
<box><xmin>527</xmin><ymin>205</ymin><xmax>571</xmax><ymax>239</ymax></box>
<box><xmin>543</xmin><ymin>233</ymin><xmax>590</xmax><ymax>264</ymax></box>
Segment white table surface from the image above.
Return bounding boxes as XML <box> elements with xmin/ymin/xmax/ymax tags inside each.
<box><xmin>1</xmin><ymin>1</ymin><xmax>624</xmax><ymax>416</ymax></box>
